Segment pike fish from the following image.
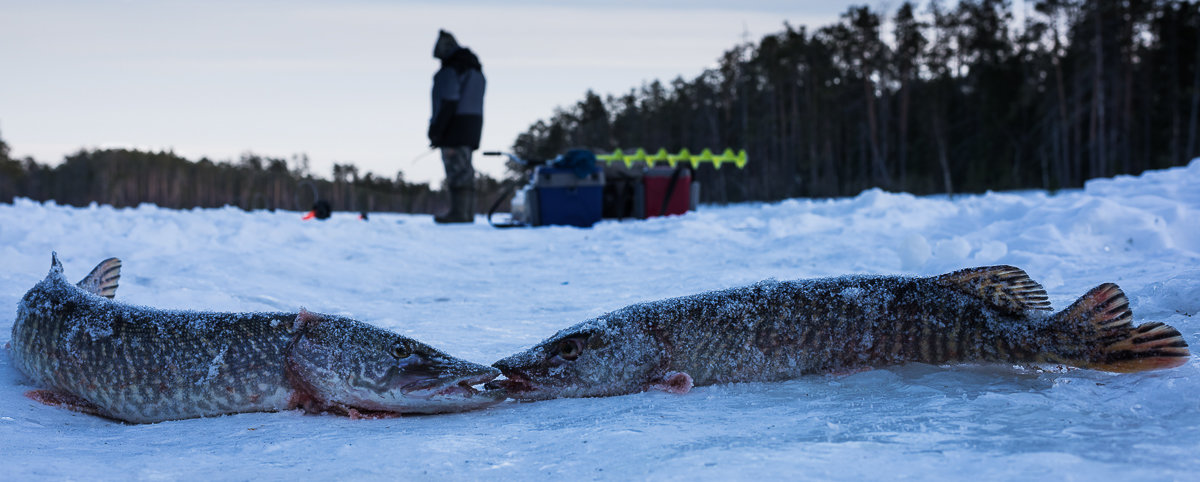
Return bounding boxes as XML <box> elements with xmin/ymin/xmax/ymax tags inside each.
<box><xmin>10</xmin><ymin>254</ymin><xmax>504</xmax><ymax>423</ymax></box>
<box><xmin>492</xmin><ymin>266</ymin><xmax>1191</xmax><ymax>399</ymax></box>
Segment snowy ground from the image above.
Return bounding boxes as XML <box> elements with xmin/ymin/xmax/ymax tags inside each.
<box><xmin>2</xmin><ymin>161</ymin><xmax>1199</xmax><ymax>480</ymax></box>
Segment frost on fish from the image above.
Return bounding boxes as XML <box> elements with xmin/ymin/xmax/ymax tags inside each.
<box><xmin>9</xmin><ymin>255</ymin><xmax>504</xmax><ymax>423</ymax></box>
<box><xmin>492</xmin><ymin>266</ymin><xmax>1191</xmax><ymax>400</ymax></box>
<box><xmin>12</xmin><ymin>266</ymin><xmax>302</xmax><ymax>422</ymax></box>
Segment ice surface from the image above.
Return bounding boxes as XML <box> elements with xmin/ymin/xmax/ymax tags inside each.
<box><xmin>2</xmin><ymin>160</ymin><xmax>1200</xmax><ymax>479</ymax></box>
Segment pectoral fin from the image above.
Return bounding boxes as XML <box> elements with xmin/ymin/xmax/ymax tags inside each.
<box><xmin>289</xmin><ymin>309</ymin><xmax>325</xmax><ymax>333</ymax></box>
<box><xmin>26</xmin><ymin>390</ymin><xmax>108</xmax><ymax>418</ymax></box>
<box><xmin>650</xmin><ymin>372</ymin><xmax>693</xmax><ymax>394</ymax></box>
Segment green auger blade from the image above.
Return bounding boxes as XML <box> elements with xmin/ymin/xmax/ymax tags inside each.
<box><xmin>596</xmin><ymin>148</ymin><xmax>748</xmax><ymax>169</ymax></box>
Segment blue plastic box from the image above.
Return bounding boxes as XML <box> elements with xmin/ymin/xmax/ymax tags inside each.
<box><xmin>533</xmin><ymin>166</ymin><xmax>604</xmax><ymax>227</ymax></box>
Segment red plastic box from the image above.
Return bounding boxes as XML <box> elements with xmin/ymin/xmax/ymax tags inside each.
<box><xmin>642</xmin><ymin>167</ymin><xmax>691</xmax><ymax>218</ymax></box>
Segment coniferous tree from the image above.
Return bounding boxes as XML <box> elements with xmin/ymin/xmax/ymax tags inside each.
<box><xmin>512</xmin><ymin>0</ymin><xmax>1200</xmax><ymax>202</ymax></box>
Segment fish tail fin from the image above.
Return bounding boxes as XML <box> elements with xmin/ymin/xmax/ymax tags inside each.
<box><xmin>1051</xmin><ymin>283</ymin><xmax>1189</xmax><ymax>372</ymax></box>
<box><xmin>76</xmin><ymin>257</ymin><xmax>122</xmax><ymax>299</ymax></box>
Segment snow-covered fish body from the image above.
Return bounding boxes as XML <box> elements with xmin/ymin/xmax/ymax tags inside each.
<box><xmin>492</xmin><ymin>266</ymin><xmax>1190</xmax><ymax>400</ymax></box>
<box><xmin>10</xmin><ymin>254</ymin><xmax>504</xmax><ymax>423</ymax></box>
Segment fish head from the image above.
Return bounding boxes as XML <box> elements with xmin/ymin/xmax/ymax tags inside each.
<box><xmin>286</xmin><ymin>311</ymin><xmax>505</xmax><ymax>415</ymax></box>
<box><xmin>490</xmin><ymin>318</ymin><xmax>667</xmax><ymax>400</ymax></box>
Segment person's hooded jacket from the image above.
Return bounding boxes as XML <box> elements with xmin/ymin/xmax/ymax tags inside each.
<box><xmin>429</xmin><ymin>32</ymin><xmax>486</xmax><ymax>150</ymax></box>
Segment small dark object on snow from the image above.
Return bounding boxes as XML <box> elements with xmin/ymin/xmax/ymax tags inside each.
<box><xmin>303</xmin><ymin>200</ymin><xmax>332</xmax><ymax>221</ymax></box>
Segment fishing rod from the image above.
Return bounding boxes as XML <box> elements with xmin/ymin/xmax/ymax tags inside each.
<box><xmin>409</xmin><ymin>147</ymin><xmax>438</xmax><ymax>166</ymax></box>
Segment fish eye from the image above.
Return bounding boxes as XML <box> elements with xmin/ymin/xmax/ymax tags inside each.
<box><xmin>391</xmin><ymin>340</ymin><xmax>412</xmax><ymax>359</ymax></box>
<box><xmin>557</xmin><ymin>337</ymin><xmax>585</xmax><ymax>361</ymax></box>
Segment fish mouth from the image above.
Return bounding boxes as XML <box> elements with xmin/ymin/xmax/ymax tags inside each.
<box><xmin>338</xmin><ymin>371</ymin><xmax>505</xmax><ymax>416</ymax></box>
<box><xmin>401</xmin><ymin>371</ymin><xmax>505</xmax><ymax>400</ymax></box>
<box><xmin>485</xmin><ymin>369</ymin><xmax>537</xmax><ymax>394</ymax></box>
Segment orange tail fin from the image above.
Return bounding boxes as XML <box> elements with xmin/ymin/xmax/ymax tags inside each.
<box><xmin>1054</xmin><ymin>283</ymin><xmax>1189</xmax><ymax>373</ymax></box>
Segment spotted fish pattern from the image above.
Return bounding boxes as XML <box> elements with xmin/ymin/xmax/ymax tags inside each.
<box><xmin>10</xmin><ymin>254</ymin><xmax>504</xmax><ymax>423</ymax></box>
<box><xmin>492</xmin><ymin>266</ymin><xmax>1191</xmax><ymax>400</ymax></box>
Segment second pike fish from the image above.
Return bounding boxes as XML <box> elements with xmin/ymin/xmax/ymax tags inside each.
<box><xmin>492</xmin><ymin>266</ymin><xmax>1190</xmax><ymax>399</ymax></box>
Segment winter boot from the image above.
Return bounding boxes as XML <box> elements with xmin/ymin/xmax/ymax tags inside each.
<box><xmin>434</xmin><ymin>188</ymin><xmax>474</xmax><ymax>224</ymax></box>
<box><xmin>464</xmin><ymin>188</ymin><xmax>476</xmax><ymax>222</ymax></box>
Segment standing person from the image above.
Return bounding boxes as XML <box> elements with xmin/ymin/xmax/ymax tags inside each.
<box><xmin>429</xmin><ymin>29</ymin><xmax>486</xmax><ymax>224</ymax></box>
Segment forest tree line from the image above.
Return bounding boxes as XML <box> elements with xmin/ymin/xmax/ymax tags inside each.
<box><xmin>0</xmin><ymin>138</ymin><xmax>508</xmax><ymax>214</ymax></box>
<box><xmin>4</xmin><ymin>0</ymin><xmax>1200</xmax><ymax>211</ymax></box>
<box><xmin>514</xmin><ymin>0</ymin><xmax>1200</xmax><ymax>202</ymax></box>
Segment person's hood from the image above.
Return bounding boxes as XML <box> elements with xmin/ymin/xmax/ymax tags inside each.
<box><xmin>443</xmin><ymin>47</ymin><xmax>482</xmax><ymax>73</ymax></box>
<box><xmin>433</xmin><ymin>30</ymin><xmax>459</xmax><ymax>60</ymax></box>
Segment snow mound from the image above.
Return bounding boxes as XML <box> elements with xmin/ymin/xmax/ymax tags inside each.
<box><xmin>1</xmin><ymin>161</ymin><xmax>1199</xmax><ymax>478</ymax></box>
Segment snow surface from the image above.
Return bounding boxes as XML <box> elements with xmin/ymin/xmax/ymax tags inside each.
<box><xmin>2</xmin><ymin>161</ymin><xmax>1200</xmax><ymax>479</ymax></box>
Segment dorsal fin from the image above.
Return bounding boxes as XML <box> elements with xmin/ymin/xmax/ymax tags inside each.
<box><xmin>76</xmin><ymin>258</ymin><xmax>122</xmax><ymax>299</ymax></box>
<box><xmin>933</xmin><ymin>265</ymin><xmax>1052</xmax><ymax>315</ymax></box>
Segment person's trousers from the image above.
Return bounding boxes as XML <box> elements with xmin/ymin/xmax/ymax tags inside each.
<box><xmin>440</xmin><ymin>146</ymin><xmax>475</xmax><ymax>189</ymax></box>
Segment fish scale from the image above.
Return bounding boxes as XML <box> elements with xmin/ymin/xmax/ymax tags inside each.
<box><xmin>10</xmin><ymin>255</ymin><xmax>505</xmax><ymax>423</ymax></box>
<box><xmin>14</xmin><ymin>278</ymin><xmax>298</xmax><ymax>422</ymax></box>
<box><xmin>493</xmin><ymin>266</ymin><xmax>1191</xmax><ymax>400</ymax></box>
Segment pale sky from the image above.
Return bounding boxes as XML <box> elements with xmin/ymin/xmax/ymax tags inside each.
<box><xmin>1</xmin><ymin>1</ymin><xmax>873</xmax><ymax>185</ymax></box>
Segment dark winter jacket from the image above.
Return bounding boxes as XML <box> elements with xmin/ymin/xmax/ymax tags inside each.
<box><xmin>429</xmin><ymin>48</ymin><xmax>485</xmax><ymax>149</ymax></box>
